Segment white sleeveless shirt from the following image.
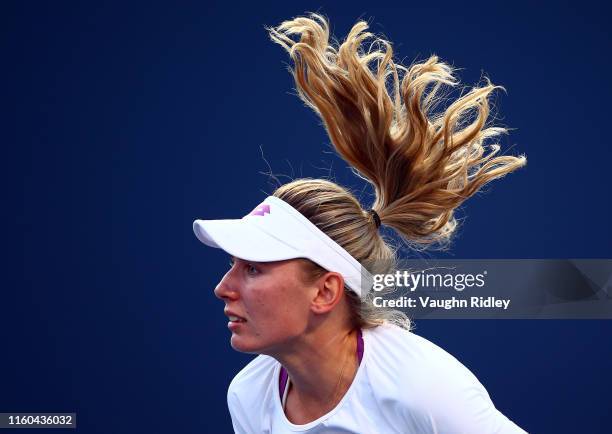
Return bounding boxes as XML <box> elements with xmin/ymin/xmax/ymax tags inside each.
<box><xmin>226</xmin><ymin>323</ymin><xmax>527</xmax><ymax>433</ymax></box>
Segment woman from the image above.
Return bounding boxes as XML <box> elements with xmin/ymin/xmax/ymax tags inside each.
<box><xmin>193</xmin><ymin>14</ymin><xmax>528</xmax><ymax>433</ymax></box>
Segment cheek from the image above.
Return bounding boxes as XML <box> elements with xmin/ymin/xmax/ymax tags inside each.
<box><xmin>247</xmin><ymin>282</ymin><xmax>309</xmax><ymax>330</ymax></box>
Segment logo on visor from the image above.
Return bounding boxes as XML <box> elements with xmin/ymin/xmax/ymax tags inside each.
<box><xmin>248</xmin><ymin>204</ymin><xmax>271</xmax><ymax>216</ymax></box>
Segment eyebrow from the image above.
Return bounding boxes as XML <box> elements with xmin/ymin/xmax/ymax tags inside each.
<box><xmin>229</xmin><ymin>256</ymin><xmax>260</xmax><ymax>264</ymax></box>
<box><xmin>229</xmin><ymin>256</ymin><xmax>272</xmax><ymax>267</ymax></box>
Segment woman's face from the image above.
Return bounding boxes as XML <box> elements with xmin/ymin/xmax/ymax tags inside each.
<box><xmin>214</xmin><ymin>256</ymin><xmax>317</xmax><ymax>354</ymax></box>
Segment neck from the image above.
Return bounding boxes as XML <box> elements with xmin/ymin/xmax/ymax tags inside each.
<box><xmin>272</xmin><ymin>324</ymin><xmax>359</xmax><ymax>417</ymax></box>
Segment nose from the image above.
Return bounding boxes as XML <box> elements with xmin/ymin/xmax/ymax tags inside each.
<box><xmin>214</xmin><ymin>269</ymin><xmax>240</xmax><ymax>301</ymax></box>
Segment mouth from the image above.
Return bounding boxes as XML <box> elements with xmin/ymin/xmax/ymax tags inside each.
<box><xmin>225</xmin><ymin>310</ymin><xmax>247</xmax><ymax>323</ymax></box>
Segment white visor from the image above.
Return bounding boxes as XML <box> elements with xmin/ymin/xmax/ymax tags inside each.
<box><xmin>192</xmin><ymin>196</ymin><xmax>373</xmax><ymax>296</ymax></box>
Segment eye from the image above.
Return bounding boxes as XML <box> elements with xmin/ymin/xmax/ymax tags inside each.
<box><xmin>246</xmin><ymin>263</ymin><xmax>259</xmax><ymax>276</ymax></box>
<box><xmin>228</xmin><ymin>257</ymin><xmax>236</xmax><ymax>268</ymax></box>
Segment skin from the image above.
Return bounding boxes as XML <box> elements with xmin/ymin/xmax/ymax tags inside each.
<box><xmin>214</xmin><ymin>256</ymin><xmax>359</xmax><ymax>424</ymax></box>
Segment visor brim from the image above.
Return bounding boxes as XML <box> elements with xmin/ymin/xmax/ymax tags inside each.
<box><xmin>192</xmin><ymin>219</ymin><xmax>302</xmax><ymax>263</ymax></box>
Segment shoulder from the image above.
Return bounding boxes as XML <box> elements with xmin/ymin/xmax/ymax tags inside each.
<box><xmin>228</xmin><ymin>354</ymin><xmax>278</xmax><ymax>403</ymax></box>
<box><xmin>364</xmin><ymin>322</ymin><xmax>473</xmax><ymax>377</ymax></box>
<box><xmin>363</xmin><ymin>323</ymin><xmax>526</xmax><ymax>433</ymax></box>
<box><xmin>367</xmin><ymin>323</ymin><xmax>489</xmax><ymax>399</ymax></box>
<box><xmin>229</xmin><ymin>354</ymin><xmax>278</xmax><ymax>390</ymax></box>
<box><xmin>226</xmin><ymin>355</ymin><xmax>278</xmax><ymax>432</ymax></box>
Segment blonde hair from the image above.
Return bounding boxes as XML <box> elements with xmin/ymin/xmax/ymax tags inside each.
<box><xmin>267</xmin><ymin>14</ymin><xmax>526</xmax><ymax>330</ymax></box>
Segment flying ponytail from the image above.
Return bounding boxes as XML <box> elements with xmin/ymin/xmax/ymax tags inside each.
<box><xmin>268</xmin><ymin>14</ymin><xmax>526</xmax><ymax>249</ymax></box>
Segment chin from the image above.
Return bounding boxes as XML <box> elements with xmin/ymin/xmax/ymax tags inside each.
<box><xmin>230</xmin><ymin>334</ymin><xmax>263</xmax><ymax>354</ymax></box>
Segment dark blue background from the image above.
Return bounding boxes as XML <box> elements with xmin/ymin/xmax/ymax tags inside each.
<box><xmin>3</xmin><ymin>1</ymin><xmax>610</xmax><ymax>433</ymax></box>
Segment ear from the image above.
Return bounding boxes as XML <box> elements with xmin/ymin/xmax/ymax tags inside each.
<box><xmin>310</xmin><ymin>272</ymin><xmax>345</xmax><ymax>315</ymax></box>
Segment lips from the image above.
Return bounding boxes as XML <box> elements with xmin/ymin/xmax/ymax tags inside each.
<box><xmin>225</xmin><ymin>310</ymin><xmax>247</xmax><ymax>323</ymax></box>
